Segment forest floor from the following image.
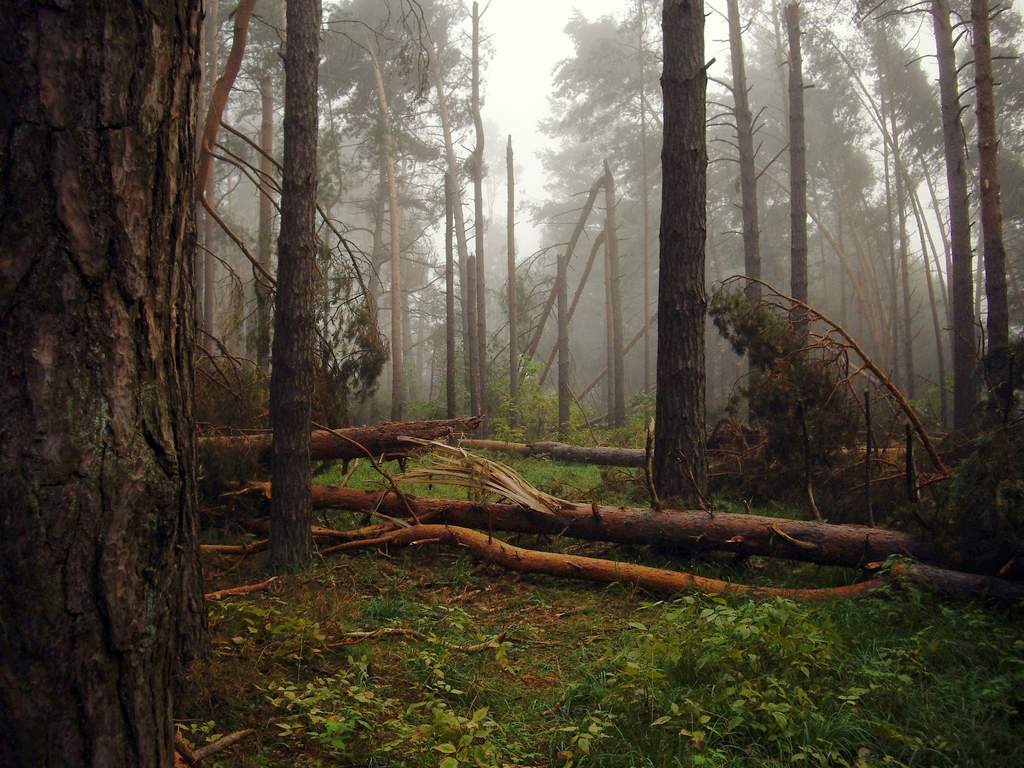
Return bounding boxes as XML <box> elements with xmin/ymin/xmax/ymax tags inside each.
<box><xmin>182</xmin><ymin>457</ymin><xmax>1024</xmax><ymax>768</ymax></box>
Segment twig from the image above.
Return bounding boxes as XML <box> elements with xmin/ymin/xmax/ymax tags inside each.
<box><xmin>193</xmin><ymin>729</ymin><xmax>256</xmax><ymax>762</ymax></box>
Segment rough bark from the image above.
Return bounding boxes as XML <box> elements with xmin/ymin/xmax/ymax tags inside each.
<box><xmin>972</xmin><ymin>0</ymin><xmax>1011</xmax><ymax>416</ymax></box>
<box><xmin>656</xmin><ymin>0</ymin><xmax>708</xmax><ymax>501</ymax></box>
<box><xmin>933</xmin><ymin>0</ymin><xmax>978</xmax><ymax>428</ymax></box>
<box><xmin>604</xmin><ymin>160</ymin><xmax>626</xmax><ymax>425</ymax></box>
<box><xmin>524</xmin><ymin>174</ymin><xmax>606</xmax><ymax>360</ymax></box>
<box><xmin>506</xmin><ymin>136</ymin><xmax>519</xmax><ymax>425</ymax></box>
<box><xmin>269</xmin><ymin>0</ymin><xmax>319</xmax><ymax>572</ymax></box>
<box><xmin>471</xmin><ymin>2</ymin><xmax>488</xmax><ymax>418</ymax></box>
<box><xmin>785</xmin><ymin>3</ymin><xmax>808</xmax><ymax>315</ymax></box>
<box><xmin>445</xmin><ymin>173</ymin><xmax>457</xmax><ymax>418</ymax></box>
<box><xmin>0</xmin><ymin>2</ymin><xmax>206</xmax><ymax>764</ymax></box>
<box><xmin>726</xmin><ymin>0</ymin><xmax>761</xmax><ymax>302</ymax></box>
<box><xmin>461</xmin><ymin>439</ymin><xmax>644</xmax><ymax>466</ymax></box>
<box><xmin>200</xmin><ymin>417</ymin><xmax>482</xmax><ymax>466</ymax></box>
<box><xmin>255</xmin><ymin>72</ymin><xmax>275</xmax><ymax>375</ymax></box>
<box><xmin>299</xmin><ymin>487</ymin><xmax>942</xmax><ymax>570</ymax></box>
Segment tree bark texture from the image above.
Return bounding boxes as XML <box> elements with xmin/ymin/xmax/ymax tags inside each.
<box><xmin>507</xmin><ymin>136</ymin><xmax>519</xmax><ymax>426</ymax></box>
<box><xmin>785</xmin><ymin>3</ymin><xmax>808</xmax><ymax>312</ymax></box>
<box><xmin>200</xmin><ymin>417</ymin><xmax>481</xmax><ymax>467</ymax></box>
<box><xmin>472</xmin><ymin>1</ymin><xmax>488</xmax><ymax>418</ymax></box>
<box><xmin>604</xmin><ymin>160</ymin><xmax>626</xmax><ymax>425</ymax></box>
<box><xmin>972</xmin><ymin>0</ymin><xmax>1011</xmax><ymax>416</ymax></box>
<box><xmin>0</xmin><ymin>2</ymin><xmax>206</xmax><ymax>764</ymax></box>
<box><xmin>445</xmin><ymin>173</ymin><xmax>458</xmax><ymax>418</ymax></box>
<box><xmin>933</xmin><ymin>0</ymin><xmax>978</xmax><ymax>428</ymax></box>
<box><xmin>726</xmin><ymin>0</ymin><xmax>761</xmax><ymax>302</ymax></box>
<box><xmin>656</xmin><ymin>0</ymin><xmax>709</xmax><ymax>501</ymax></box>
<box><xmin>255</xmin><ymin>72</ymin><xmax>275</xmax><ymax>375</ymax></box>
<box><xmin>269</xmin><ymin>0</ymin><xmax>320</xmax><ymax>572</ymax></box>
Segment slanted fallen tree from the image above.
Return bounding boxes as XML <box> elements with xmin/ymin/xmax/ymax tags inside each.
<box><xmin>198</xmin><ymin>417</ymin><xmax>481</xmax><ymax>466</ymax></box>
<box><xmin>294</xmin><ymin>485</ymin><xmax>941</xmax><ymax>570</ymax></box>
<box><xmin>460</xmin><ymin>439</ymin><xmax>645</xmax><ymax>467</ymax></box>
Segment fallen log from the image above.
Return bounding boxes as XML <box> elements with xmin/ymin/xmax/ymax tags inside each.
<box><xmin>301</xmin><ymin>485</ymin><xmax>943</xmax><ymax>570</ymax></box>
<box><xmin>198</xmin><ymin>417</ymin><xmax>480</xmax><ymax>466</ymax></box>
<box><xmin>324</xmin><ymin>524</ymin><xmax>885</xmax><ymax>602</ymax></box>
<box><xmin>460</xmin><ymin>438</ymin><xmax>644</xmax><ymax>467</ymax></box>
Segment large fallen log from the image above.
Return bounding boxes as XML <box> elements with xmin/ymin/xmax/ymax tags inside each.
<box><xmin>301</xmin><ymin>485</ymin><xmax>943</xmax><ymax>570</ymax></box>
<box><xmin>198</xmin><ymin>417</ymin><xmax>480</xmax><ymax>466</ymax></box>
<box><xmin>460</xmin><ymin>439</ymin><xmax>645</xmax><ymax>467</ymax></box>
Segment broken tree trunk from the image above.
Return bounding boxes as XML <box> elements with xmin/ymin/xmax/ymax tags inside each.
<box><xmin>199</xmin><ymin>417</ymin><xmax>481</xmax><ymax>465</ymax></box>
<box><xmin>299</xmin><ymin>485</ymin><xmax>942</xmax><ymax>570</ymax></box>
<box><xmin>460</xmin><ymin>439</ymin><xmax>644</xmax><ymax>467</ymax></box>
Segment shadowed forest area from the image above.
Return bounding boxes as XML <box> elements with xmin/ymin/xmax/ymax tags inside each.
<box><xmin>2</xmin><ymin>0</ymin><xmax>1024</xmax><ymax>766</ymax></box>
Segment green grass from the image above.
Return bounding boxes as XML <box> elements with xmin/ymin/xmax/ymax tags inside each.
<box><xmin>182</xmin><ymin>455</ymin><xmax>1024</xmax><ymax>768</ymax></box>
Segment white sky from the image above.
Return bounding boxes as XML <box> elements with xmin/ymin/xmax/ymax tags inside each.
<box><xmin>481</xmin><ymin>0</ymin><xmax>731</xmax><ymax>256</ymax></box>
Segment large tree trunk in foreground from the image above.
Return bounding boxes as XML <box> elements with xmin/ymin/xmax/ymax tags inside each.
<box><xmin>461</xmin><ymin>439</ymin><xmax>645</xmax><ymax>466</ymax></box>
<box><xmin>933</xmin><ymin>0</ymin><xmax>978</xmax><ymax>428</ymax></box>
<box><xmin>972</xmin><ymin>0</ymin><xmax>1011</xmax><ymax>417</ymax></box>
<box><xmin>656</xmin><ymin>0</ymin><xmax>708</xmax><ymax>502</ymax></box>
<box><xmin>299</xmin><ymin>486</ymin><xmax>941</xmax><ymax>571</ymax></box>
<box><xmin>727</xmin><ymin>0</ymin><xmax>761</xmax><ymax>302</ymax></box>
<box><xmin>0</xmin><ymin>2</ymin><xmax>206</xmax><ymax>764</ymax></box>
<box><xmin>200</xmin><ymin>417</ymin><xmax>482</xmax><ymax>465</ymax></box>
<box><xmin>269</xmin><ymin>0</ymin><xmax>320</xmax><ymax>572</ymax></box>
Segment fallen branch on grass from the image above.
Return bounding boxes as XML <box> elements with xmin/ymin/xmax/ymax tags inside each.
<box><xmin>175</xmin><ymin>729</ymin><xmax>255</xmax><ymax>766</ymax></box>
<box><xmin>460</xmin><ymin>438</ymin><xmax>645</xmax><ymax>467</ymax></box>
<box><xmin>205</xmin><ymin>577</ymin><xmax>279</xmax><ymax>601</ymax></box>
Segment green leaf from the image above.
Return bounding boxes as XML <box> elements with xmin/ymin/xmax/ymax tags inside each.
<box><xmin>434</xmin><ymin>743</ymin><xmax>457</xmax><ymax>754</ymax></box>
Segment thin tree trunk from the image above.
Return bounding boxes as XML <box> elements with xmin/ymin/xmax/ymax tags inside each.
<box><xmin>656</xmin><ymin>0</ymin><xmax>708</xmax><ymax>501</ymax></box>
<box><xmin>367</xmin><ymin>34</ymin><xmax>404</xmax><ymax>420</ymax></box>
<box><xmin>270</xmin><ymin>0</ymin><xmax>319</xmax><ymax>572</ymax></box>
<box><xmin>203</xmin><ymin>0</ymin><xmax>222</xmax><ymax>337</ymax></box>
<box><xmin>604</xmin><ymin>225</ymin><xmax>616</xmax><ymax>419</ymax></box>
<box><xmin>638</xmin><ymin>0</ymin><xmax>653</xmax><ymax>393</ymax></box>
<box><xmin>880</xmin><ymin>83</ymin><xmax>901</xmax><ymax>382</ymax></box>
<box><xmin>933</xmin><ymin>0</ymin><xmax>978</xmax><ymax>428</ymax></box>
<box><xmin>506</xmin><ymin>137</ymin><xmax>519</xmax><ymax>425</ymax></box>
<box><xmin>471</xmin><ymin>2</ymin><xmax>488</xmax><ymax>419</ymax></box>
<box><xmin>557</xmin><ymin>243</ymin><xmax>571</xmax><ymax>439</ymax></box>
<box><xmin>604</xmin><ymin>160</ymin><xmax>626</xmax><ymax>425</ymax></box>
<box><xmin>921</xmin><ymin>155</ymin><xmax>952</xmax><ymax>323</ymax></box>
<box><xmin>255</xmin><ymin>72</ymin><xmax>275</xmax><ymax>375</ymax></box>
<box><xmin>445</xmin><ymin>173</ymin><xmax>457</xmax><ymax>419</ymax></box>
<box><xmin>888</xmin><ymin>67</ymin><xmax>917</xmax><ymax>399</ymax></box>
<box><xmin>0</xmin><ymin>2</ymin><xmax>206</xmax><ymax>762</ymax></box>
<box><xmin>467</xmin><ymin>253</ymin><xmax>482</xmax><ymax>414</ymax></box>
<box><xmin>726</xmin><ymin>0</ymin><xmax>762</xmax><ymax>302</ymax></box>
<box><xmin>972</xmin><ymin>0</ymin><xmax>1011</xmax><ymax>416</ymax></box>
<box><xmin>786</xmin><ymin>3</ymin><xmax>808</xmax><ymax>320</ymax></box>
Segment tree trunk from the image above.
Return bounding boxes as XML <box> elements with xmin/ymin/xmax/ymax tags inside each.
<box><xmin>255</xmin><ymin>72</ymin><xmax>275</xmax><ymax>375</ymax></box>
<box><xmin>200</xmin><ymin>417</ymin><xmax>481</xmax><ymax>467</ymax></box>
<box><xmin>638</xmin><ymin>0</ymin><xmax>653</xmax><ymax>393</ymax></box>
<box><xmin>581</xmin><ymin>311</ymin><xmax>659</xmax><ymax>400</ymax></box>
<box><xmin>430</xmin><ymin>44</ymin><xmax>479</xmax><ymax>415</ymax></box>
<box><xmin>445</xmin><ymin>173</ymin><xmax>458</xmax><ymax>418</ymax></box>
<box><xmin>972</xmin><ymin>0</ymin><xmax>1011</xmax><ymax>417</ymax></box>
<box><xmin>467</xmin><ymin>253</ymin><xmax>483</xmax><ymax>414</ymax></box>
<box><xmin>921</xmin><ymin>155</ymin><xmax>952</xmax><ymax>324</ymax></box>
<box><xmin>0</xmin><ymin>2</ymin><xmax>206</xmax><ymax>763</ymax></box>
<box><xmin>506</xmin><ymin>136</ymin><xmax>519</xmax><ymax>426</ymax></box>
<box><xmin>785</xmin><ymin>3</ymin><xmax>808</xmax><ymax>318</ymax></box>
<box><xmin>656</xmin><ymin>0</ymin><xmax>708</xmax><ymax>502</ymax></box>
<box><xmin>203</xmin><ymin>0</ymin><xmax>221</xmax><ymax>337</ymax></box>
<box><xmin>524</xmin><ymin>174</ymin><xmax>606</xmax><ymax>360</ymax></box>
<box><xmin>471</xmin><ymin>2</ymin><xmax>488</xmax><ymax>419</ymax></box>
<box><xmin>726</xmin><ymin>0</ymin><xmax>762</xmax><ymax>302</ymax></box>
<box><xmin>557</xmin><ymin>241</ymin><xmax>571</xmax><ymax>439</ymax></box>
<box><xmin>933</xmin><ymin>0</ymin><xmax>978</xmax><ymax>428</ymax></box>
<box><xmin>270</xmin><ymin>0</ymin><xmax>319</xmax><ymax>572</ymax></box>
<box><xmin>604</xmin><ymin>160</ymin><xmax>626</xmax><ymax>425</ymax></box>
<box><xmin>911</xmin><ymin>182</ymin><xmax>950</xmax><ymax>427</ymax></box>
<box><xmin>461</xmin><ymin>439</ymin><xmax>644</xmax><ymax>466</ymax></box>
<box><xmin>299</xmin><ymin>487</ymin><xmax>942</xmax><ymax>570</ymax></box>
<box><xmin>367</xmin><ymin>34</ymin><xmax>403</xmax><ymax>421</ymax></box>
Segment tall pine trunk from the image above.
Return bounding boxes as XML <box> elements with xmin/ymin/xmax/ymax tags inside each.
<box><xmin>472</xmin><ymin>2</ymin><xmax>488</xmax><ymax>418</ymax></box>
<box><xmin>604</xmin><ymin>160</ymin><xmax>626</xmax><ymax>425</ymax></box>
<box><xmin>0</xmin><ymin>2</ymin><xmax>206</xmax><ymax>762</ymax></box>
<box><xmin>786</xmin><ymin>3</ymin><xmax>808</xmax><ymax>317</ymax></box>
<box><xmin>445</xmin><ymin>173</ymin><xmax>458</xmax><ymax>419</ymax></box>
<box><xmin>506</xmin><ymin>137</ymin><xmax>519</xmax><ymax>426</ymax></box>
<box><xmin>270</xmin><ymin>0</ymin><xmax>319</xmax><ymax>572</ymax></box>
<box><xmin>656</xmin><ymin>0</ymin><xmax>708</xmax><ymax>501</ymax></box>
<box><xmin>256</xmin><ymin>72</ymin><xmax>275</xmax><ymax>374</ymax></box>
<box><xmin>972</xmin><ymin>0</ymin><xmax>1011</xmax><ymax>416</ymax></box>
<box><xmin>726</xmin><ymin>0</ymin><xmax>761</xmax><ymax>302</ymax></box>
<box><xmin>933</xmin><ymin>0</ymin><xmax>978</xmax><ymax>428</ymax></box>
<box><xmin>203</xmin><ymin>0</ymin><xmax>221</xmax><ymax>336</ymax></box>
<box><xmin>638</xmin><ymin>0</ymin><xmax>653</xmax><ymax>393</ymax></box>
